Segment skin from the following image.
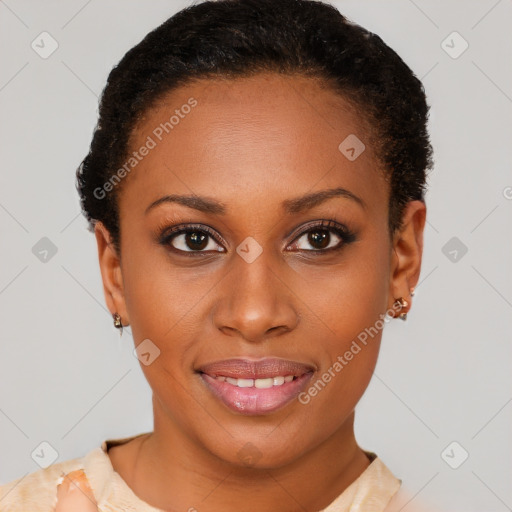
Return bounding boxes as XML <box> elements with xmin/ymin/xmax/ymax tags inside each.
<box><xmin>94</xmin><ymin>73</ymin><xmax>425</xmax><ymax>512</ymax></box>
<box><xmin>55</xmin><ymin>470</ymin><xmax>97</xmax><ymax>511</ymax></box>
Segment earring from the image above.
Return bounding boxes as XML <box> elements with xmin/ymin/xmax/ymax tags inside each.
<box><xmin>393</xmin><ymin>297</ymin><xmax>409</xmax><ymax>321</ymax></box>
<box><xmin>394</xmin><ymin>297</ymin><xmax>409</xmax><ymax>309</ymax></box>
<box><xmin>113</xmin><ymin>312</ymin><xmax>123</xmax><ymax>336</ymax></box>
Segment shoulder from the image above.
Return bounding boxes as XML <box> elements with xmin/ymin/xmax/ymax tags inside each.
<box><xmin>0</xmin><ymin>453</ymin><xmax>87</xmax><ymax>512</ymax></box>
<box><xmin>385</xmin><ymin>484</ymin><xmax>440</xmax><ymax>512</ymax></box>
<box><xmin>0</xmin><ymin>434</ymin><xmax>149</xmax><ymax>512</ymax></box>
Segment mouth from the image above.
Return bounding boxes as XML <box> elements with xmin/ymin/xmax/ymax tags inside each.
<box><xmin>197</xmin><ymin>358</ymin><xmax>315</xmax><ymax>415</ymax></box>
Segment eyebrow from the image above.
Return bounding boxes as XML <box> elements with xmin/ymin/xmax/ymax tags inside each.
<box><xmin>145</xmin><ymin>194</ymin><xmax>226</xmax><ymax>215</ymax></box>
<box><xmin>282</xmin><ymin>187</ymin><xmax>365</xmax><ymax>213</ymax></box>
<box><xmin>144</xmin><ymin>187</ymin><xmax>365</xmax><ymax>216</ymax></box>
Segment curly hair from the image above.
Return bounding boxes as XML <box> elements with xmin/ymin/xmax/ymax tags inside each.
<box><xmin>76</xmin><ymin>0</ymin><xmax>433</xmax><ymax>255</ymax></box>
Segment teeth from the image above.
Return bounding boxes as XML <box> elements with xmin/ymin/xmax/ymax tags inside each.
<box><xmin>255</xmin><ymin>378</ymin><xmax>273</xmax><ymax>389</ymax></box>
<box><xmin>215</xmin><ymin>375</ymin><xmax>296</xmax><ymax>388</ymax></box>
<box><xmin>237</xmin><ymin>378</ymin><xmax>254</xmax><ymax>388</ymax></box>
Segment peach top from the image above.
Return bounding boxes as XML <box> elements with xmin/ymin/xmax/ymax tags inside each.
<box><xmin>0</xmin><ymin>432</ymin><xmax>436</xmax><ymax>511</ymax></box>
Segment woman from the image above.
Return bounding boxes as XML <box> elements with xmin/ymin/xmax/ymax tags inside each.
<box><xmin>0</xmin><ymin>0</ymin><xmax>434</xmax><ymax>510</ymax></box>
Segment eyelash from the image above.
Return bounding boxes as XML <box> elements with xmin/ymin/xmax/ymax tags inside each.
<box><xmin>158</xmin><ymin>220</ymin><xmax>356</xmax><ymax>257</ymax></box>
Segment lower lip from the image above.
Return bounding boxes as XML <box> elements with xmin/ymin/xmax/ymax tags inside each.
<box><xmin>200</xmin><ymin>372</ymin><xmax>314</xmax><ymax>415</ymax></box>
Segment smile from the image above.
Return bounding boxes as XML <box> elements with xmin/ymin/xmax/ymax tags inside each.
<box><xmin>197</xmin><ymin>357</ymin><xmax>315</xmax><ymax>415</ymax></box>
<box><xmin>211</xmin><ymin>375</ymin><xmax>295</xmax><ymax>388</ymax></box>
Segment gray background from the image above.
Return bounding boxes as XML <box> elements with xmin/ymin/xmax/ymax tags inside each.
<box><xmin>1</xmin><ymin>1</ymin><xmax>511</xmax><ymax>510</ymax></box>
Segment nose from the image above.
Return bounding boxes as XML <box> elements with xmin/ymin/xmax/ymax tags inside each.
<box><xmin>212</xmin><ymin>251</ymin><xmax>299</xmax><ymax>343</ymax></box>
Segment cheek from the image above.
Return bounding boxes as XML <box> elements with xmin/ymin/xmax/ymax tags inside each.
<box><xmin>295</xmin><ymin>234</ymin><xmax>390</xmax><ymax>406</ymax></box>
<box><xmin>120</xmin><ymin>248</ymin><xmax>221</xmax><ymax>392</ymax></box>
<box><xmin>121</xmin><ymin>262</ymin><xmax>205</xmax><ymax>425</ymax></box>
<box><xmin>121</xmin><ymin>242</ymin><xmax>209</xmax><ymax>341</ymax></box>
<box><xmin>297</xmin><ymin>337</ymin><xmax>380</xmax><ymax>439</ymax></box>
<box><xmin>299</xmin><ymin>241</ymin><xmax>391</xmax><ymax>343</ymax></box>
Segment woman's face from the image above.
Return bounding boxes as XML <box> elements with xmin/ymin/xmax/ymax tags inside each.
<box><xmin>97</xmin><ymin>73</ymin><xmax>421</xmax><ymax>468</ymax></box>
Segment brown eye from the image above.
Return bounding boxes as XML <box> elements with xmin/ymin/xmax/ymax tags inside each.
<box><xmin>294</xmin><ymin>228</ymin><xmax>341</xmax><ymax>251</ymax></box>
<box><xmin>160</xmin><ymin>225</ymin><xmax>225</xmax><ymax>253</ymax></box>
<box><xmin>288</xmin><ymin>220</ymin><xmax>356</xmax><ymax>254</ymax></box>
<box><xmin>307</xmin><ymin>229</ymin><xmax>331</xmax><ymax>249</ymax></box>
<box><xmin>183</xmin><ymin>231</ymin><xmax>208</xmax><ymax>250</ymax></box>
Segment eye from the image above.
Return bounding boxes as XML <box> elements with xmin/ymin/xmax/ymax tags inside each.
<box><xmin>159</xmin><ymin>220</ymin><xmax>356</xmax><ymax>256</ymax></box>
<box><xmin>288</xmin><ymin>220</ymin><xmax>355</xmax><ymax>253</ymax></box>
<box><xmin>160</xmin><ymin>224</ymin><xmax>225</xmax><ymax>254</ymax></box>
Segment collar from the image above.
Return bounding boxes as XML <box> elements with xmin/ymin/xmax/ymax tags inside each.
<box><xmin>81</xmin><ymin>433</ymin><xmax>401</xmax><ymax>512</ymax></box>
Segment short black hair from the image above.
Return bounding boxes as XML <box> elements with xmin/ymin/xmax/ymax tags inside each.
<box><xmin>76</xmin><ymin>0</ymin><xmax>433</xmax><ymax>254</ymax></box>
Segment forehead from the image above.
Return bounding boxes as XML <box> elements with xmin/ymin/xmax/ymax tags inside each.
<box><xmin>119</xmin><ymin>72</ymin><xmax>387</xmax><ymax>216</ymax></box>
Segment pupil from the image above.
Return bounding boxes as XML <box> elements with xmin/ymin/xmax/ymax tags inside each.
<box><xmin>187</xmin><ymin>231</ymin><xmax>208</xmax><ymax>250</ymax></box>
<box><xmin>308</xmin><ymin>229</ymin><xmax>329</xmax><ymax>249</ymax></box>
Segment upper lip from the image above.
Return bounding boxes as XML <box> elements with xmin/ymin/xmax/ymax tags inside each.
<box><xmin>198</xmin><ymin>357</ymin><xmax>316</xmax><ymax>379</ymax></box>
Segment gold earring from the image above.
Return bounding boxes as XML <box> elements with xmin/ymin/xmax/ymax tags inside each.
<box><xmin>393</xmin><ymin>297</ymin><xmax>409</xmax><ymax>321</ymax></box>
<box><xmin>113</xmin><ymin>312</ymin><xmax>123</xmax><ymax>336</ymax></box>
<box><xmin>400</xmin><ymin>287</ymin><xmax>415</xmax><ymax>320</ymax></box>
<box><xmin>394</xmin><ymin>297</ymin><xmax>409</xmax><ymax>309</ymax></box>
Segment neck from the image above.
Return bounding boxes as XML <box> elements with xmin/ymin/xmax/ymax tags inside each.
<box><xmin>130</xmin><ymin>396</ymin><xmax>371</xmax><ymax>511</ymax></box>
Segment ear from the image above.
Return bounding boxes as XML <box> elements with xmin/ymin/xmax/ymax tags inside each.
<box><xmin>94</xmin><ymin>221</ymin><xmax>129</xmax><ymax>326</ymax></box>
<box><xmin>388</xmin><ymin>200</ymin><xmax>426</xmax><ymax>318</ymax></box>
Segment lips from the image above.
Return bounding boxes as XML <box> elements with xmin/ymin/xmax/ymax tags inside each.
<box><xmin>197</xmin><ymin>358</ymin><xmax>315</xmax><ymax>415</ymax></box>
<box><xmin>198</xmin><ymin>357</ymin><xmax>315</xmax><ymax>379</ymax></box>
